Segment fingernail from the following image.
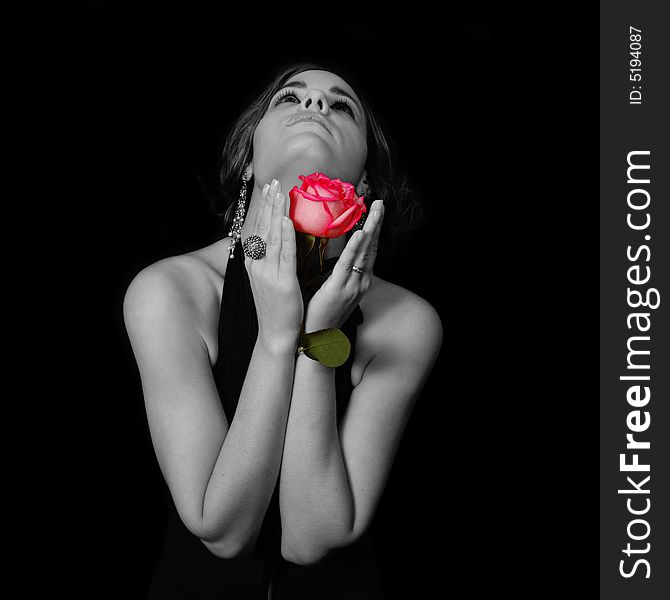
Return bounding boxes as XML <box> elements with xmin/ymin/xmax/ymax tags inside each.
<box><xmin>271</xmin><ymin>179</ymin><xmax>279</xmax><ymax>190</ymax></box>
<box><xmin>263</xmin><ymin>183</ymin><xmax>270</xmax><ymax>194</ymax></box>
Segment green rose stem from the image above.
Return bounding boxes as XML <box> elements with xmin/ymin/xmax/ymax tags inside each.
<box><xmin>296</xmin><ymin>233</ymin><xmax>316</xmax><ymax>270</ymax></box>
<box><xmin>318</xmin><ymin>237</ymin><xmax>329</xmax><ymax>271</ymax></box>
<box><xmin>294</xmin><ymin>231</ymin><xmax>351</xmax><ymax>368</ymax></box>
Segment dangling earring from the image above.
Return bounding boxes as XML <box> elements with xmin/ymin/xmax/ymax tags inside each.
<box><xmin>352</xmin><ymin>180</ymin><xmax>370</xmax><ymax>232</ymax></box>
<box><xmin>351</xmin><ymin>211</ymin><xmax>367</xmax><ymax>232</ymax></box>
<box><xmin>227</xmin><ymin>171</ymin><xmax>249</xmax><ymax>259</ymax></box>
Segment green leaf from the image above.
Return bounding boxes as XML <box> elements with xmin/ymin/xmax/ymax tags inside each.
<box><xmin>298</xmin><ymin>328</ymin><xmax>351</xmax><ymax>368</ymax></box>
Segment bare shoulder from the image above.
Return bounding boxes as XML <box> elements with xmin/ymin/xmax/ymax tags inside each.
<box><xmin>123</xmin><ymin>238</ymin><xmax>232</xmax><ymax>364</ymax></box>
<box><xmin>361</xmin><ymin>275</ymin><xmax>443</xmax><ymax>355</ymax></box>
<box><xmin>351</xmin><ymin>275</ymin><xmax>443</xmax><ymax>386</ymax></box>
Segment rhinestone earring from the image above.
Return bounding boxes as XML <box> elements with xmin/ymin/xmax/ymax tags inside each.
<box><xmin>351</xmin><ymin>211</ymin><xmax>367</xmax><ymax>232</ymax></box>
<box><xmin>351</xmin><ymin>180</ymin><xmax>369</xmax><ymax>232</ymax></box>
<box><xmin>227</xmin><ymin>171</ymin><xmax>249</xmax><ymax>259</ymax></box>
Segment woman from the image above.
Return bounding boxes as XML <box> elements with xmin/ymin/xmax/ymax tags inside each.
<box><xmin>124</xmin><ymin>63</ymin><xmax>443</xmax><ymax>599</ymax></box>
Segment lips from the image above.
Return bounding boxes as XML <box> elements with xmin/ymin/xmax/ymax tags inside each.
<box><xmin>286</xmin><ymin>112</ymin><xmax>331</xmax><ymax>133</ymax></box>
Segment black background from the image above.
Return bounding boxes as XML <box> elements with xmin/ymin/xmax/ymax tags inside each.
<box><xmin>34</xmin><ymin>2</ymin><xmax>597</xmax><ymax>598</ymax></box>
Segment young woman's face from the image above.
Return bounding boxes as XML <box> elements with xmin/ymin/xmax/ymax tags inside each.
<box><xmin>252</xmin><ymin>69</ymin><xmax>368</xmax><ymax>187</ymax></box>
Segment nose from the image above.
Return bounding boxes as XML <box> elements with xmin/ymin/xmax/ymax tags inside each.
<box><xmin>301</xmin><ymin>88</ymin><xmax>330</xmax><ymax>114</ymax></box>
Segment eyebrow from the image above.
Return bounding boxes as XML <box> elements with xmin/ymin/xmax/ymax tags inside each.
<box><xmin>279</xmin><ymin>79</ymin><xmax>361</xmax><ymax>110</ymax></box>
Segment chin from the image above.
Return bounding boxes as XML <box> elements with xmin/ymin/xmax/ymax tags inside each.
<box><xmin>281</xmin><ymin>138</ymin><xmax>340</xmax><ymax>180</ymax></box>
<box><xmin>284</xmin><ymin>131</ymin><xmax>334</xmax><ymax>156</ymax></box>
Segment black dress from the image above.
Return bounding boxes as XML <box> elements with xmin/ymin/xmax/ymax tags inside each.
<box><xmin>147</xmin><ymin>239</ymin><xmax>384</xmax><ymax>599</ymax></box>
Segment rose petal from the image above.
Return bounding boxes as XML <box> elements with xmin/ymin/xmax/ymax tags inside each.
<box><xmin>328</xmin><ymin>199</ymin><xmax>348</xmax><ymax>219</ymax></box>
<box><xmin>315</xmin><ymin>183</ymin><xmax>340</xmax><ymax>198</ymax></box>
<box><xmin>296</xmin><ymin>188</ymin><xmax>326</xmax><ymax>202</ymax></box>
<box><xmin>324</xmin><ymin>204</ymin><xmax>361</xmax><ymax>237</ymax></box>
<box><xmin>291</xmin><ymin>174</ymin><xmax>365</xmax><ymax>237</ymax></box>
<box><xmin>312</xmin><ymin>173</ymin><xmax>331</xmax><ymax>186</ymax></box>
<box><xmin>311</xmin><ymin>183</ymin><xmax>333</xmax><ymax>198</ymax></box>
<box><xmin>289</xmin><ymin>188</ymin><xmax>332</xmax><ymax>235</ymax></box>
<box><xmin>309</xmin><ymin>173</ymin><xmax>342</xmax><ymax>197</ymax></box>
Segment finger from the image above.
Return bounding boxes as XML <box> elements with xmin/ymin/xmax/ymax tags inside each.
<box><xmin>251</xmin><ymin>182</ymin><xmax>270</xmax><ymax>236</ymax></box>
<box><xmin>244</xmin><ymin>183</ymin><xmax>268</xmax><ymax>269</ymax></box>
<box><xmin>344</xmin><ymin>200</ymin><xmax>382</xmax><ymax>274</ymax></box>
<box><xmin>330</xmin><ymin>229</ymin><xmax>366</xmax><ymax>287</ymax></box>
<box><xmin>279</xmin><ymin>216</ymin><xmax>297</xmax><ymax>277</ymax></box>
<box><xmin>266</xmin><ymin>190</ymin><xmax>286</xmax><ymax>270</ymax></box>
<box><xmin>257</xmin><ymin>179</ymin><xmax>280</xmax><ymax>239</ymax></box>
<box><xmin>360</xmin><ymin>200</ymin><xmax>384</xmax><ymax>271</ymax></box>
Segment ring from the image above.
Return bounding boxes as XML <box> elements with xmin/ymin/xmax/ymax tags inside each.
<box><xmin>243</xmin><ymin>235</ymin><xmax>267</xmax><ymax>260</ymax></box>
<box><xmin>351</xmin><ymin>265</ymin><xmax>365</xmax><ymax>274</ymax></box>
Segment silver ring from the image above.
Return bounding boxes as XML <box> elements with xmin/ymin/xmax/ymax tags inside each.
<box><xmin>351</xmin><ymin>265</ymin><xmax>365</xmax><ymax>274</ymax></box>
<box><xmin>243</xmin><ymin>235</ymin><xmax>267</xmax><ymax>260</ymax></box>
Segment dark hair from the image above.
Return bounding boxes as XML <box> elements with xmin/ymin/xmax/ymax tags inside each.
<box><xmin>213</xmin><ymin>62</ymin><xmax>422</xmax><ymax>265</ymax></box>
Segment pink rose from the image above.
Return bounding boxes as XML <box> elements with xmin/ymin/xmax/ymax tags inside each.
<box><xmin>288</xmin><ymin>172</ymin><xmax>366</xmax><ymax>238</ymax></box>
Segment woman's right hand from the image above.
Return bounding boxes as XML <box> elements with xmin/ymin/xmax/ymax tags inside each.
<box><xmin>244</xmin><ymin>179</ymin><xmax>304</xmax><ymax>354</ymax></box>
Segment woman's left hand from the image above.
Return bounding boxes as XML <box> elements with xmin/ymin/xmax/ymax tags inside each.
<box><xmin>303</xmin><ymin>200</ymin><xmax>384</xmax><ymax>332</ymax></box>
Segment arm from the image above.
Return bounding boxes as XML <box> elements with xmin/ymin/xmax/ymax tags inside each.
<box><xmin>279</xmin><ymin>201</ymin><xmax>443</xmax><ymax>563</ymax></box>
<box><xmin>279</xmin><ymin>293</ymin><xmax>443</xmax><ymax>564</ymax></box>
<box><xmin>124</xmin><ymin>181</ymin><xmax>302</xmax><ymax>558</ymax></box>
<box><xmin>124</xmin><ymin>263</ymin><xmax>296</xmax><ymax>558</ymax></box>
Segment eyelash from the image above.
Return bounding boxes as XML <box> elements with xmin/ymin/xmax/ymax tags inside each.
<box><xmin>273</xmin><ymin>88</ymin><xmax>356</xmax><ymax>118</ymax></box>
<box><xmin>331</xmin><ymin>97</ymin><xmax>356</xmax><ymax>117</ymax></box>
<box><xmin>274</xmin><ymin>88</ymin><xmax>299</xmax><ymax>104</ymax></box>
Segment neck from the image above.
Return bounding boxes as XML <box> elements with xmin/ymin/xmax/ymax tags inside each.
<box><xmin>240</xmin><ymin>179</ymin><xmax>348</xmax><ymax>262</ymax></box>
